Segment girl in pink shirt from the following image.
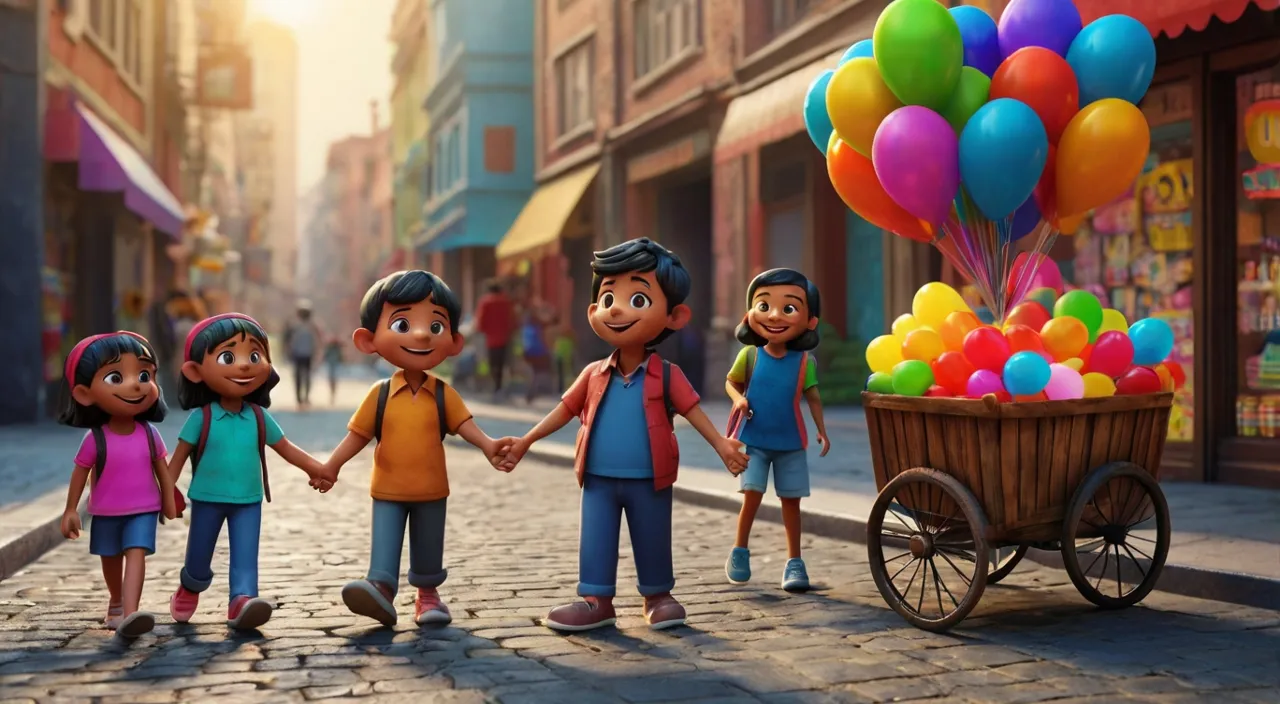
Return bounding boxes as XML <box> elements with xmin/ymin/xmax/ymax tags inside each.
<box><xmin>58</xmin><ymin>332</ymin><xmax>178</xmax><ymax>638</ymax></box>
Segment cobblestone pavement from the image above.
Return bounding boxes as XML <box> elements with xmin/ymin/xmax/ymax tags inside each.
<box><xmin>2</xmin><ymin>406</ymin><xmax>1279</xmax><ymax>703</ymax></box>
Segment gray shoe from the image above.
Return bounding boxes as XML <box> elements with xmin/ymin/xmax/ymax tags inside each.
<box><xmin>115</xmin><ymin>611</ymin><xmax>155</xmax><ymax>638</ymax></box>
<box><xmin>342</xmin><ymin>579</ymin><xmax>398</xmax><ymax>627</ymax></box>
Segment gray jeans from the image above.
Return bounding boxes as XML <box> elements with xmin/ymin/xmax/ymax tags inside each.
<box><xmin>367</xmin><ymin>498</ymin><xmax>447</xmax><ymax>595</ymax></box>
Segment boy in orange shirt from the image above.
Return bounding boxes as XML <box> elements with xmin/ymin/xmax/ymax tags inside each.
<box><xmin>319</xmin><ymin>271</ymin><xmax>514</xmax><ymax>626</ymax></box>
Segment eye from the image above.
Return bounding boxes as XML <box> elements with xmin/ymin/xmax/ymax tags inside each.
<box><xmin>249</xmin><ymin>351</ymin><xmax>262</xmax><ymax>364</ymax></box>
<box><xmin>217</xmin><ymin>351</ymin><xmax>236</xmax><ymax>365</ymax></box>
<box><xmin>390</xmin><ymin>317</ymin><xmax>411</xmax><ymax>334</ymax></box>
<box><xmin>755</xmin><ymin>301</ymin><xmax>769</xmax><ymax>312</ymax></box>
<box><xmin>600</xmin><ymin>292</ymin><xmax>615</xmax><ymax>308</ymax></box>
<box><xmin>429</xmin><ymin>321</ymin><xmax>445</xmax><ymax>335</ymax></box>
<box><xmin>629</xmin><ymin>293</ymin><xmax>651</xmax><ymax>310</ymax></box>
<box><xmin>138</xmin><ymin>370</ymin><xmax>151</xmax><ymax>383</ymax></box>
<box><xmin>783</xmin><ymin>304</ymin><xmax>798</xmax><ymax>315</ymax></box>
<box><xmin>103</xmin><ymin>371</ymin><xmax>124</xmax><ymax>385</ymax></box>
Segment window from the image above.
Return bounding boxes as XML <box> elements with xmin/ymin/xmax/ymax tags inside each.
<box><xmin>633</xmin><ymin>0</ymin><xmax>700</xmax><ymax>80</ymax></box>
<box><xmin>484</xmin><ymin>126</ymin><xmax>516</xmax><ymax>173</ymax></box>
<box><xmin>555</xmin><ymin>41</ymin><xmax>593</xmax><ymax>137</ymax></box>
<box><xmin>434</xmin><ymin>1</ymin><xmax>449</xmax><ymax>68</ymax></box>
<box><xmin>85</xmin><ymin>0</ymin><xmax>144</xmax><ymax>87</ymax></box>
<box><xmin>767</xmin><ymin>0</ymin><xmax>810</xmax><ymax>37</ymax></box>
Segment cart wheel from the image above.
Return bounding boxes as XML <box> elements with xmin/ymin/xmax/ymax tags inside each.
<box><xmin>986</xmin><ymin>545</ymin><xmax>1029</xmax><ymax>584</ymax></box>
<box><xmin>867</xmin><ymin>468</ymin><xmax>989</xmax><ymax>632</ymax></box>
<box><xmin>1061</xmin><ymin>461</ymin><xmax>1170</xmax><ymax>609</ymax></box>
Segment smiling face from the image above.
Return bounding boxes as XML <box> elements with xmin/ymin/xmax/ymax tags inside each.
<box><xmin>182</xmin><ymin>334</ymin><xmax>273</xmax><ymax>399</ymax></box>
<box><xmin>588</xmin><ymin>271</ymin><xmax>690</xmax><ymax>349</ymax></box>
<box><xmin>72</xmin><ymin>353</ymin><xmax>160</xmax><ymax>419</ymax></box>
<box><xmin>747</xmin><ymin>284</ymin><xmax>816</xmax><ymax>345</ymax></box>
<box><xmin>353</xmin><ymin>296</ymin><xmax>462</xmax><ymax>372</ymax></box>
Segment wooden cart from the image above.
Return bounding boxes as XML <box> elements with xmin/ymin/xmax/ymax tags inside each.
<box><xmin>861</xmin><ymin>391</ymin><xmax>1175</xmax><ymax>632</ymax></box>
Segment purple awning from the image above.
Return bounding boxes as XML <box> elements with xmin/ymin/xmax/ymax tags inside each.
<box><xmin>76</xmin><ymin>103</ymin><xmax>185</xmax><ymax>238</ymax></box>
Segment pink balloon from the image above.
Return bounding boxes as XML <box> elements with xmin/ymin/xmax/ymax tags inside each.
<box><xmin>1089</xmin><ymin>331</ymin><xmax>1134</xmax><ymax>378</ymax></box>
<box><xmin>1008</xmin><ymin>252</ymin><xmax>1065</xmax><ymax>304</ymax></box>
<box><xmin>873</xmin><ymin>106</ymin><xmax>960</xmax><ymax>226</ymax></box>
<box><xmin>1044</xmin><ymin>363</ymin><xmax>1084</xmax><ymax>400</ymax></box>
<box><xmin>966</xmin><ymin>369</ymin><xmax>1006</xmax><ymax>398</ymax></box>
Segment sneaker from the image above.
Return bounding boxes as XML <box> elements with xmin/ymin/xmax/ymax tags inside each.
<box><xmin>544</xmin><ymin>597</ymin><xmax>616</xmax><ymax>632</ymax></box>
<box><xmin>725</xmin><ymin>546</ymin><xmax>752</xmax><ymax>584</ymax></box>
<box><xmin>227</xmin><ymin>596</ymin><xmax>273</xmax><ymax>630</ymax></box>
<box><xmin>414</xmin><ymin>588</ymin><xmax>452</xmax><ymax>625</ymax></box>
<box><xmin>103</xmin><ymin>601</ymin><xmax>123</xmax><ymax>627</ymax></box>
<box><xmin>643</xmin><ymin>593</ymin><xmax>687</xmax><ymax>630</ymax></box>
<box><xmin>341</xmin><ymin>579</ymin><xmax>398</xmax><ymax>627</ymax></box>
<box><xmin>115</xmin><ymin>611</ymin><xmax>155</xmax><ymax>639</ymax></box>
<box><xmin>170</xmin><ymin>586</ymin><xmax>200</xmax><ymax>623</ymax></box>
<box><xmin>781</xmin><ymin>557</ymin><xmax>810</xmax><ymax>592</ymax></box>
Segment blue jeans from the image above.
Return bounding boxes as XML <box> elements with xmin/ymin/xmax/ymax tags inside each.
<box><xmin>740</xmin><ymin>446</ymin><xmax>810</xmax><ymax>498</ymax></box>
<box><xmin>367</xmin><ymin>498</ymin><xmax>447</xmax><ymax>596</ymax></box>
<box><xmin>579</xmin><ymin>475</ymin><xmax>674</xmax><ymax>598</ymax></box>
<box><xmin>181</xmin><ymin>500</ymin><xmax>262</xmax><ymax>600</ymax></box>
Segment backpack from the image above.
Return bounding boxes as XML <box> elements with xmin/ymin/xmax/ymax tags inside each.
<box><xmin>90</xmin><ymin>422</ymin><xmax>172</xmax><ymax>521</ymax></box>
<box><xmin>727</xmin><ymin>348</ymin><xmax>809</xmax><ymax>437</ymax></box>
<box><xmin>373</xmin><ymin>376</ymin><xmax>449</xmax><ymax>444</ymax></box>
<box><xmin>192</xmin><ymin>403</ymin><xmax>271</xmax><ymax>503</ymax></box>
<box><xmin>660</xmin><ymin>358</ymin><xmax>675</xmax><ymax>426</ymax></box>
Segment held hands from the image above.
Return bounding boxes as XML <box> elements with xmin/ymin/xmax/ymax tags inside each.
<box><xmin>308</xmin><ymin>460</ymin><xmax>339</xmax><ymax>493</ymax></box>
<box><xmin>487</xmin><ymin>437</ymin><xmax>520</xmax><ymax>472</ymax></box>
<box><xmin>162</xmin><ymin>492</ymin><xmax>179</xmax><ymax>521</ymax></box>
<box><xmin>496</xmin><ymin>436</ymin><xmax>531</xmax><ymax>472</ymax></box>
<box><xmin>716</xmin><ymin>436</ymin><xmax>749</xmax><ymax>476</ymax></box>
<box><xmin>60</xmin><ymin>510</ymin><xmax>82</xmax><ymax>540</ymax></box>
<box><xmin>817</xmin><ymin>432</ymin><xmax>831</xmax><ymax>457</ymax></box>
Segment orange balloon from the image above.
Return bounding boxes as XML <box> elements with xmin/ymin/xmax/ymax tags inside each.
<box><xmin>1154</xmin><ymin>364</ymin><xmax>1175</xmax><ymax>392</ymax></box>
<box><xmin>902</xmin><ymin>328</ymin><xmax>946</xmax><ymax>362</ymax></box>
<box><xmin>1004</xmin><ymin>324</ymin><xmax>1046</xmax><ymax>354</ymax></box>
<box><xmin>1041</xmin><ymin>317</ymin><xmax>1088</xmax><ymax>361</ymax></box>
<box><xmin>827</xmin><ymin>138</ymin><xmax>931</xmax><ymax>242</ymax></box>
<box><xmin>1056</xmin><ymin>213</ymin><xmax>1084</xmax><ymax>235</ymax></box>
<box><xmin>1005</xmin><ymin>301</ymin><xmax>1051</xmax><ymax>331</ymax></box>
<box><xmin>1056</xmin><ymin>99</ymin><xmax>1151</xmax><ymax>218</ymax></box>
<box><xmin>939</xmin><ymin>311</ymin><xmax>981</xmax><ymax>351</ymax></box>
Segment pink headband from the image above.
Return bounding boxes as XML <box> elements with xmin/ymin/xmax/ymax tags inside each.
<box><xmin>184</xmin><ymin>313</ymin><xmax>267</xmax><ymax>362</ymax></box>
<box><xmin>64</xmin><ymin>331</ymin><xmax>151</xmax><ymax>383</ymax></box>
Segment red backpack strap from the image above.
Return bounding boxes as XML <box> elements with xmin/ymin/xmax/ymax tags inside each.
<box><xmin>249</xmin><ymin>403</ymin><xmax>271</xmax><ymax>503</ymax></box>
<box><xmin>90</xmin><ymin>426</ymin><xmax>107</xmax><ymax>481</ymax></box>
<box><xmin>193</xmin><ymin>405</ymin><xmax>213</xmax><ymax>472</ymax></box>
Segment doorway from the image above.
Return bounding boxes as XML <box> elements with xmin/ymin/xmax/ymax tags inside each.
<box><xmin>654</xmin><ymin>175</ymin><xmax>713</xmax><ymax>394</ymax></box>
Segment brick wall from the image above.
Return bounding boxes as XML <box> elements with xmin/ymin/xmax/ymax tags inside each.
<box><xmin>47</xmin><ymin>3</ymin><xmax>147</xmax><ymax>138</ymax></box>
<box><xmin>539</xmin><ymin>0</ymin><xmax>615</xmax><ymax>173</ymax></box>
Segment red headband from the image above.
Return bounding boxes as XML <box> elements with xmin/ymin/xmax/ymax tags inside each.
<box><xmin>64</xmin><ymin>331</ymin><xmax>151</xmax><ymax>383</ymax></box>
<box><xmin>184</xmin><ymin>313</ymin><xmax>267</xmax><ymax>362</ymax></box>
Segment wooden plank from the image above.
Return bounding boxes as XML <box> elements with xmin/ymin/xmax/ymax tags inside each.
<box><xmin>942</xmin><ymin>415</ymin><xmax>969</xmax><ymax>498</ymax></box>
<box><xmin>1149</xmin><ymin>407</ymin><xmax>1172</xmax><ymax>477</ymax></box>
<box><xmin>864</xmin><ymin>405</ymin><xmax>888</xmax><ymax>490</ymax></box>
<box><xmin>976</xmin><ymin>417</ymin><xmax>1003</xmax><ymax>528</ymax></box>
<box><xmin>1018</xmin><ymin>418</ymin><xmax>1038</xmax><ymax>526</ymax></box>
<box><xmin>1036</xmin><ymin>416</ymin><xmax>1055</xmax><ymax>515</ymax></box>
<box><xmin>1109</xmin><ymin>409</ymin><xmax>1138</xmax><ymax>464</ymax></box>
<box><xmin>903</xmin><ymin>407</ymin><xmax>928</xmax><ymax>471</ymax></box>
<box><xmin>879</xmin><ymin>410</ymin><xmax>902</xmax><ymax>486</ymax></box>
<box><xmin>862</xmin><ymin>391</ymin><xmax>1174</xmax><ymax>418</ymax></box>
<box><xmin>923</xmin><ymin>412</ymin><xmax>949</xmax><ymax>472</ymax></box>
<box><xmin>1131</xmin><ymin>409</ymin><xmax>1155</xmax><ymax>470</ymax></box>
<box><xmin>1065</xmin><ymin>413</ymin><xmax>1092</xmax><ymax>504</ymax></box>
<box><xmin>1088</xmin><ymin>410</ymin><xmax>1114</xmax><ymax>472</ymax></box>
<box><xmin>999</xmin><ymin>419</ymin><xmax>1021</xmax><ymax>524</ymax></box>
<box><xmin>1047</xmin><ymin>416</ymin><xmax>1071</xmax><ymax>511</ymax></box>
<box><xmin>958</xmin><ymin>417</ymin><xmax>985</xmax><ymax>513</ymax></box>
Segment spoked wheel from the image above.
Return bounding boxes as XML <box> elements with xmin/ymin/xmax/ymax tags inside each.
<box><xmin>1061</xmin><ymin>461</ymin><xmax>1171</xmax><ymax>609</ymax></box>
<box><xmin>867</xmin><ymin>468</ymin><xmax>989</xmax><ymax>632</ymax></box>
<box><xmin>986</xmin><ymin>545</ymin><xmax>1029</xmax><ymax>584</ymax></box>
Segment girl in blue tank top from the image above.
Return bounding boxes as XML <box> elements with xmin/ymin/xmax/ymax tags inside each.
<box><xmin>723</xmin><ymin>269</ymin><xmax>830</xmax><ymax>592</ymax></box>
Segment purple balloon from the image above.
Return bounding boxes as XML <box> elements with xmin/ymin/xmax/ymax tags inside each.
<box><xmin>872</xmin><ymin>106</ymin><xmax>959</xmax><ymax>226</ymax></box>
<box><xmin>998</xmin><ymin>0</ymin><xmax>1082</xmax><ymax>59</ymax></box>
<box><xmin>967</xmin><ymin>369</ymin><xmax>1005</xmax><ymax>398</ymax></box>
<box><xmin>1011</xmin><ymin>198</ymin><xmax>1041</xmax><ymax>240</ymax></box>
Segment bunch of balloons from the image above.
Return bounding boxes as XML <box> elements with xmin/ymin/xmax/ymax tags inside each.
<box><xmin>809</xmin><ymin>0</ymin><xmax>1156</xmax><ymax>323</ymax></box>
<box><xmin>865</xmin><ymin>282</ymin><xmax>1186</xmax><ymax>402</ymax></box>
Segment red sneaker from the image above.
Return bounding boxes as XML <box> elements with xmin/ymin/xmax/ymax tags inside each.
<box><xmin>414</xmin><ymin>588</ymin><xmax>451</xmax><ymax>625</ymax></box>
<box><xmin>170</xmin><ymin>586</ymin><xmax>199</xmax><ymax>623</ymax></box>
<box><xmin>227</xmin><ymin>596</ymin><xmax>273</xmax><ymax>630</ymax></box>
<box><xmin>643</xmin><ymin>592</ymin><xmax>686</xmax><ymax>630</ymax></box>
<box><xmin>544</xmin><ymin>597</ymin><xmax>617</xmax><ymax>632</ymax></box>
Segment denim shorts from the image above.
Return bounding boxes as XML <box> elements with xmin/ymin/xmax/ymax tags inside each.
<box><xmin>89</xmin><ymin>512</ymin><xmax>159</xmax><ymax>556</ymax></box>
<box><xmin>739</xmin><ymin>446</ymin><xmax>810</xmax><ymax>498</ymax></box>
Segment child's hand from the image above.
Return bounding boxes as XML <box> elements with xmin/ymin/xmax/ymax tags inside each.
<box><xmin>731</xmin><ymin>395</ymin><xmax>750</xmax><ymax>418</ymax></box>
<box><xmin>715</xmin><ymin>436</ymin><xmax>748</xmax><ymax>476</ymax></box>
<box><xmin>817</xmin><ymin>432</ymin><xmax>831</xmax><ymax>457</ymax></box>
<box><xmin>489</xmin><ymin>437</ymin><xmax>519</xmax><ymax>472</ymax></box>
<box><xmin>162</xmin><ymin>493</ymin><xmax>179</xmax><ymax>521</ymax></box>
<box><xmin>60</xmin><ymin>510</ymin><xmax>82</xmax><ymax>540</ymax></box>
<box><xmin>499</xmin><ymin>437</ymin><xmax>531</xmax><ymax>471</ymax></box>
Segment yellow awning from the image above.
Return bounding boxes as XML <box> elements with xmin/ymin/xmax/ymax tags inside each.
<box><xmin>496</xmin><ymin>163</ymin><xmax>600</xmax><ymax>260</ymax></box>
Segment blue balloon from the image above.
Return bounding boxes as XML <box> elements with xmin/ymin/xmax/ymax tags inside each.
<box><xmin>959</xmin><ymin>99</ymin><xmax>1049</xmax><ymax>220</ymax></box>
<box><xmin>949</xmin><ymin>6</ymin><xmax>1001</xmax><ymax>77</ymax></box>
<box><xmin>803</xmin><ymin>70</ymin><xmax>835</xmax><ymax>153</ymax></box>
<box><xmin>975</xmin><ymin>307</ymin><xmax>995</xmax><ymax>324</ymax></box>
<box><xmin>1067</xmin><ymin>15</ymin><xmax>1157</xmax><ymax>106</ymax></box>
<box><xmin>839</xmin><ymin>40</ymin><xmax>873</xmax><ymax>66</ymax></box>
<box><xmin>1003</xmin><ymin>351</ymin><xmax>1051</xmax><ymax>396</ymax></box>
<box><xmin>1011</xmin><ymin>198</ymin><xmax>1041</xmax><ymax>240</ymax></box>
<box><xmin>1129</xmin><ymin>318</ymin><xmax>1174</xmax><ymax>365</ymax></box>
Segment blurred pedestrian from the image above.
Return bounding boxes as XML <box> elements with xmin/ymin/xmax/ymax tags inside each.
<box><xmin>473</xmin><ymin>280</ymin><xmax>515</xmax><ymax>399</ymax></box>
<box><xmin>284</xmin><ymin>300</ymin><xmax>323</xmax><ymax>410</ymax></box>
<box><xmin>520</xmin><ymin>299</ymin><xmax>552</xmax><ymax>404</ymax></box>
<box><xmin>323</xmin><ymin>336</ymin><xmax>344</xmax><ymax>406</ymax></box>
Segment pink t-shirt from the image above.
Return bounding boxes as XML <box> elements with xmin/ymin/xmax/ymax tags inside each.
<box><xmin>73</xmin><ymin>423</ymin><xmax>167</xmax><ymax>517</ymax></box>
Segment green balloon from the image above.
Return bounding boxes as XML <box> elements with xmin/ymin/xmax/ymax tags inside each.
<box><xmin>940</xmin><ymin>67</ymin><xmax>990</xmax><ymax>134</ymax></box>
<box><xmin>1053</xmin><ymin>290</ymin><xmax>1104</xmax><ymax>336</ymax></box>
<box><xmin>867</xmin><ymin>372</ymin><xmax>895</xmax><ymax>394</ymax></box>
<box><xmin>873</xmin><ymin>0</ymin><xmax>963</xmax><ymax>111</ymax></box>
<box><xmin>891</xmin><ymin>360</ymin><xmax>934</xmax><ymax>397</ymax></box>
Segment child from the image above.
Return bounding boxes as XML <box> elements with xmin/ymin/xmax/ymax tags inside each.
<box><xmin>502</xmin><ymin>238</ymin><xmax>749</xmax><ymax>632</ymax></box>
<box><xmin>724</xmin><ymin>268</ymin><xmax>830</xmax><ymax>592</ymax></box>
<box><xmin>166</xmin><ymin>313</ymin><xmax>329</xmax><ymax>631</ymax></box>
<box><xmin>58</xmin><ymin>332</ymin><xmax>179</xmax><ymax>638</ymax></box>
<box><xmin>318</xmin><ymin>270</ymin><xmax>514</xmax><ymax>627</ymax></box>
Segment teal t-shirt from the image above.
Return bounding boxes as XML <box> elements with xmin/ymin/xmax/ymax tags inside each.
<box><xmin>180</xmin><ymin>404</ymin><xmax>284</xmax><ymax>504</ymax></box>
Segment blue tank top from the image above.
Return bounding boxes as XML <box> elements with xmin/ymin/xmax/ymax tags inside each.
<box><xmin>738</xmin><ymin>349</ymin><xmax>804</xmax><ymax>452</ymax></box>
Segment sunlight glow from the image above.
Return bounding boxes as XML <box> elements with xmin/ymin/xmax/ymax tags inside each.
<box><xmin>251</xmin><ymin>0</ymin><xmax>317</xmax><ymax>28</ymax></box>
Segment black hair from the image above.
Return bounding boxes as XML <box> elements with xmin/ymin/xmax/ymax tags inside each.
<box><xmin>735</xmin><ymin>268</ymin><xmax>822</xmax><ymax>351</ymax></box>
<box><xmin>297</xmin><ymin>309</ymin><xmax>312</xmax><ymax>321</ymax></box>
<box><xmin>359</xmin><ymin>270</ymin><xmax>462</xmax><ymax>333</ymax></box>
<box><xmin>590</xmin><ymin>238</ymin><xmax>692</xmax><ymax>347</ymax></box>
<box><xmin>178</xmin><ymin>316</ymin><xmax>280</xmax><ymax>410</ymax></box>
<box><xmin>486</xmin><ymin>279</ymin><xmax>503</xmax><ymax>294</ymax></box>
<box><xmin>57</xmin><ymin>334</ymin><xmax>169</xmax><ymax>428</ymax></box>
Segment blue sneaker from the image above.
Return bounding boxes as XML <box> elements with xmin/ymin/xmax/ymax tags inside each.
<box><xmin>725</xmin><ymin>547</ymin><xmax>751</xmax><ymax>584</ymax></box>
<box><xmin>781</xmin><ymin>558</ymin><xmax>810</xmax><ymax>592</ymax></box>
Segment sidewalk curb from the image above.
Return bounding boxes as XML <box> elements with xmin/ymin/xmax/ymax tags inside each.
<box><xmin>0</xmin><ymin>503</ymin><xmax>85</xmax><ymax>583</ymax></box>
<box><xmin>515</xmin><ymin>444</ymin><xmax>1280</xmax><ymax>612</ymax></box>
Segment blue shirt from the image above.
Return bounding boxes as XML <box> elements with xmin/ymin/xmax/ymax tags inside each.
<box><xmin>739</xmin><ymin>349</ymin><xmax>805</xmax><ymax>452</ymax></box>
<box><xmin>584</xmin><ymin>362</ymin><xmax>654</xmax><ymax>479</ymax></box>
<box><xmin>179</xmin><ymin>404</ymin><xmax>284</xmax><ymax>504</ymax></box>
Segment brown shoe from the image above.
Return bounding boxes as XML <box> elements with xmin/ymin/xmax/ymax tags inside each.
<box><xmin>544</xmin><ymin>596</ymin><xmax>616</xmax><ymax>632</ymax></box>
<box><xmin>643</xmin><ymin>593</ymin><xmax>686</xmax><ymax>630</ymax></box>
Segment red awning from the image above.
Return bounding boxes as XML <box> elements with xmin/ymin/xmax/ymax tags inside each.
<box><xmin>1076</xmin><ymin>0</ymin><xmax>1279</xmax><ymax>39</ymax></box>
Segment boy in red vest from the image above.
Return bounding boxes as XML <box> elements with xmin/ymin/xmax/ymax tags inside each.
<box><xmin>502</xmin><ymin>238</ymin><xmax>748</xmax><ymax>632</ymax></box>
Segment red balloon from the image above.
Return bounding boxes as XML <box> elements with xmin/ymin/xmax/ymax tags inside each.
<box><xmin>990</xmin><ymin>47</ymin><xmax>1080</xmax><ymax>143</ymax></box>
<box><xmin>963</xmin><ymin>327</ymin><xmax>1012</xmax><ymax>373</ymax></box>
<box><xmin>828</xmin><ymin>138</ymin><xmax>931</xmax><ymax>242</ymax></box>
<box><xmin>932</xmin><ymin>351</ymin><xmax>976</xmax><ymax>396</ymax></box>
<box><xmin>1116</xmin><ymin>367</ymin><xmax>1162</xmax><ymax>395</ymax></box>
<box><xmin>1088</xmin><ymin>331</ymin><xmax>1134</xmax><ymax>378</ymax></box>
<box><xmin>1004</xmin><ymin>324</ymin><xmax>1046</xmax><ymax>354</ymax></box>
<box><xmin>994</xmin><ymin>391</ymin><xmax>1014</xmax><ymax>403</ymax></box>
<box><xmin>1079</xmin><ymin>343</ymin><xmax>1093</xmax><ymax>367</ymax></box>
<box><xmin>1005</xmin><ymin>302</ymin><xmax>1051</xmax><ymax>331</ymax></box>
<box><xmin>1163</xmin><ymin>360</ymin><xmax>1187</xmax><ymax>390</ymax></box>
<box><xmin>1015</xmin><ymin>392</ymin><xmax>1049</xmax><ymax>402</ymax></box>
<box><xmin>1035</xmin><ymin>144</ymin><xmax>1059</xmax><ymax>222</ymax></box>
<box><xmin>926</xmin><ymin>385</ymin><xmax>953</xmax><ymax>397</ymax></box>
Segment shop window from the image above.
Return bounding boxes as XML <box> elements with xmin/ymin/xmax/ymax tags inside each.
<box><xmin>1236</xmin><ymin>62</ymin><xmax>1280</xmax><ymax>439</ymax></box>
<box><xmin>555</xmin><ymin>40</ymin><xmax>594</xmax><ymax>138</ymax></box>
<box><xmin>633</xmin><ymin>0</ymin><xmax>701</xmax><ymax>81</ymax></box>
<box><xmin>484</xmin><ymin>126</ymin><xmax>516</xmax><ymax>173</ymax></box>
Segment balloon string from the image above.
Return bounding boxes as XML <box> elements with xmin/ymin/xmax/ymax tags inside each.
<box><xmin>1010</xmin><ymin>220</ymin><xmax>1060</xmax><ymax>309</ymax></box>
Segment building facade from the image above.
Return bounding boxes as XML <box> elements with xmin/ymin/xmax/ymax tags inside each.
<box><xmin>390</xmin><ymin>0</ymin><xmax>434</xmax><ymax>271</ymax></box>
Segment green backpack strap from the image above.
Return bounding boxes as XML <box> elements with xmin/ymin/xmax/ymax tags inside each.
<box><xmin>373</xmin><ymin>379</ymin><xmax>392</xmax><ymax>443</ymax></box>
<box><xmin>744</xmin><ymin>346</ymin><xmax>758</xmax><ymax>391</ymax></box>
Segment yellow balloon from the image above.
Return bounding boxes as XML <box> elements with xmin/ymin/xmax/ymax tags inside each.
<box><xmin>826</xmin><ymin>57</ymin><xmax>903</xmax><ymax>158</ymax></box>
<box><xmin>892</xmin><ymin>313</ymin><xmax>923</xmax><ymax>340</ymax></box>
<box><xmin>902</xmin><ymin>328</ymin><xmax>945</xmax><ymax>362</ymax></box>
<box><xmin>1082</xmin><ymin>372</ymin><xmax>1116</xmax><ymax>398</ymax></box>
<box><xmin>1062</xmin><ymin>357</ymin><xmax>1085</xmax><ymax>372</ymax></box>
<box><xmin>1056</xmin><ymin>99</ymin><xmax>1150</xmax><ymax>218</ymax></box>
<box><xmin>912</xmin><ymin>282</ymin><xmax>968</xmax><ymax>330</ymax></box>
<box><xmin>1098</xmin><ymin>308</ymin><xmax>1129</xmax><ymax>334</ymax></box>
<box><xmin>866</xmin><ymin>334</ymin><xmax>904</xmax><ymax>374</ymax></box>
